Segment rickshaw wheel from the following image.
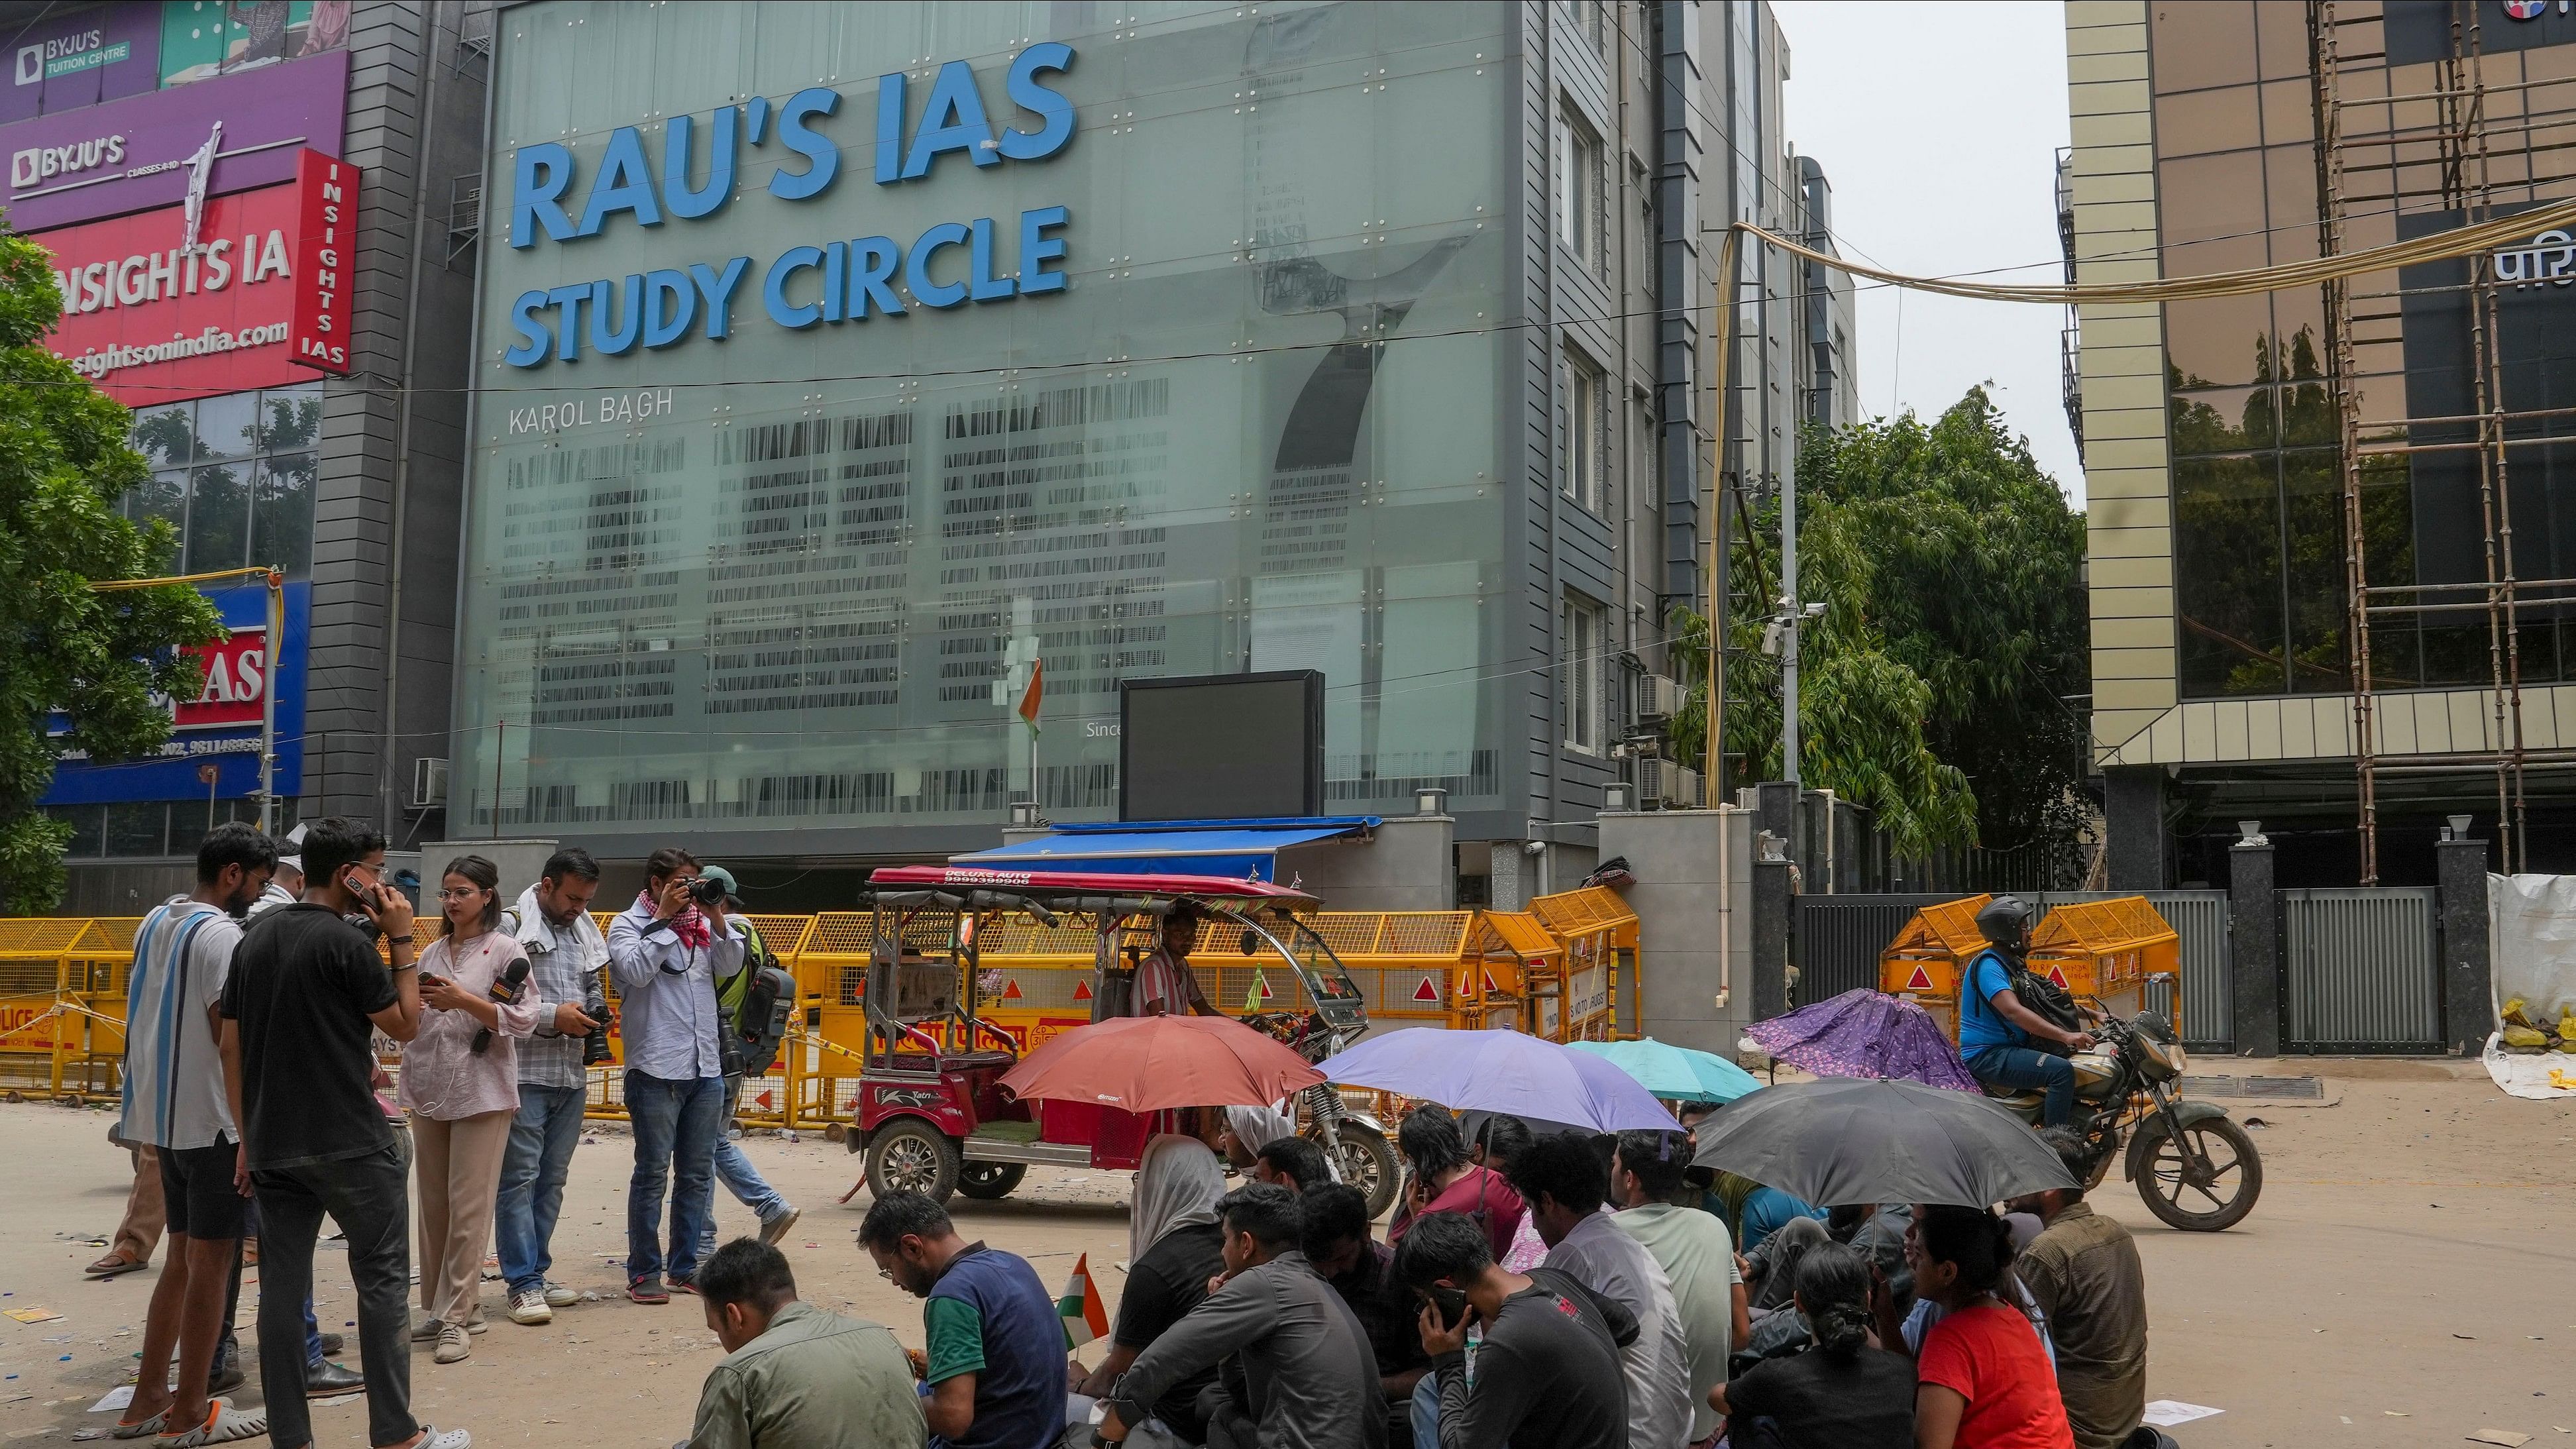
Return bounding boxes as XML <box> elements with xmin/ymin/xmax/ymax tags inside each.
<box><xmin>957</xmin><ymin>1163</ymin><xmax>1028</xmax><ymax>1201</ymax></box>
<box><xmin>864</xmin><ymin>1119</ymin><xmax>961</xmax><ymax>1203</ymax></box>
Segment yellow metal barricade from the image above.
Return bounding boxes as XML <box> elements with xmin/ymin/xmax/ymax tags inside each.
<box><xmin>1527</xmin><ymin>885</ymin><xmax>1640</xmax><ymax>1041</ymax></box>
<box><xmin>0</xmin><ymin>916</ymin><xmax>134</xmax><ymax>1100</ymax></box>
<box><xmin>2028</xmin><ymin>897</ymin><xmax>2183</xmax><ymax>1043</ymax></box>
<box><xmin>1878</xmin><ymin>894</ymin><xmax>1994</xmax><ymax>1042</ymax></box>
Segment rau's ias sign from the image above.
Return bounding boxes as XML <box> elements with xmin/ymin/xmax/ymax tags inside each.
<box><xmin>500</xmin><ymin>44</ymin><xmax>1076</xmax><ymax>368</ymax></box>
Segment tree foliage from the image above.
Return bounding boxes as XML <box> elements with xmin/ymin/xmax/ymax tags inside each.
<box><xmin>1672</xmin><ymin>387</ymin><xmax>2090</xmax><ymax>857</ymax></box>
<box><xmin>0</xmin><ymin>225</ymin><xmax>220</xmax><ymax>912</ymax></box>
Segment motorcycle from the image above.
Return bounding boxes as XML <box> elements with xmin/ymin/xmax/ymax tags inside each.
<box><xmin>1242</xmin><ymin>1002</ymin><xmax>1402</xmax><ymax>1218</ymax></box>
<box><xmin>1983</xmin><ymin>1007</ymin><xmax>2263</xmax><ymax>1232</ymax></box>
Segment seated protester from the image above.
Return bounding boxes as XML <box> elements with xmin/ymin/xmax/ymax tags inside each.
<box><xmin>1835</xmin><ymin>1203</ymin><xmax>1913</xmax><ymax>1281</ymax></box>
<box><xmin>1102</xmin><ymin>1183</ymin><xmax>1385</xmax><ymax>1449</ymax></box>
<box><xmin>1250</xmin><ymin>1135</ymin><xmax>1330</xmax><ymax>1195</ymax></box>
<box><xmin>1958</xmin><ymin>896</ymin><xmax>2096</xmax><ymax>1128</ymax></box>
<box><xmin>1907</xmin><ymin>1206</ymin><xmax>2074</xmax><ymax>1449</ymax></box>
<box><xmin>1464</xmin><ymin>1114</ymin><xmax>1548</xmax><ymax>1273</ymax></box>
<box><xmin>1876</xmin><ymin>1208</ymin><xmax>2057</xmax><ymax>1370</ymax></box>
<box><xmin>2007</xmin><ymin>1129</ymin><xmax>2148</xmax><ymax>1449</ymax></box>
<box><xmin>1389</xmin><ymin>1106</ymin><xmax>1525</xmax><ymax>1265</ymax></box>
<box><xmin>1507</xmin><ymin>1131</ymin><xmax>1696</xmax><ymax>1449</ymax></box>
<box><xmin>686</xmin><ymin>1238</ymin><xmax>924</xmax><ymax>1449</ymax></box>
<box><xmin>1712</xmin><ymin>1242</ymin><xmax>1914</xmax><ymax>1449</ymax></box>
<box><xmin>1075</xmin><ymin>1137</ymin><xmax>1227</xmax><ymax>1444</ymax></box>
<box><xmin>859</xmin><ymin>1190</ymin><xmax>1063</xmax><ymax>1449</ymax></box>
<box><xmin>1610</xmin><ymin>1130</ymin><xmax>1750</xmax><ymax>1448</ymax></box>
<box><xmin>1393</xmin><ymin>1210</ymin><xmax>1634</xmax><ymax>1449</ymax></box>
<box><xmin>1303</xmin><ymin>1183</ymin><xmax>1432</xmax><ymax>1448</ymax></box>
<box><xmin>1221</xmin><ymin>1105</ymin><xmax>1293</xmax><ymax>1173</ymax></box>
<box><xmin>1739</xmin><ymin>1183</ymin><xmax>1829</xmax><ymax>1255</ymax></box>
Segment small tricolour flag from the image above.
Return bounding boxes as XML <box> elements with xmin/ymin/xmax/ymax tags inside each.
<box><xmin>1059</xmin><ymin>1252</ymin><xmax>1108</xmax><ymax>1350</ymax></box>
<box><xmin>1018</xmin><ymin>656</ymin><xmax>1044</xmax><ymax>736</ymax></box>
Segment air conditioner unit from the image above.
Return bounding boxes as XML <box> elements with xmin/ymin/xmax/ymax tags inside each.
<box><xmin>1632</xmin><ymin>757</ymin><xmax>1705</xmax><ymax>810</ymax></box>
<box><xmin>1672</xmin><ymin>765</ymin><xmax>1703</xmax><ymax>809</ymax></box>
<box><xmin>1638</xmin><ymin>674</ymin><xmax>1684</xmax><ymax>722</ymax></box>
<box><xmin>410</xmin><ymin>757</ymin><xmax>449</xmax><ymax>810</ymax></box>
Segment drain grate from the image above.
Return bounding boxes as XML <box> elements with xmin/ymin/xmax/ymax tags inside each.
<box><xmin>2180</xmin><ymin>1074</ymin><xmax>2324</xmax><ymax>1100</ymax></box>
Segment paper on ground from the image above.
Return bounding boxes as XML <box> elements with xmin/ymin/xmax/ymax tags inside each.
<box><xmin>87</xmin><ymin>1387</ymin><xmax>133</xmax><ymax>1413</ymax></box>
<box><xmin>2143</xmin><ymin>1401</ymin><xmax>2225</xmax><ymax>1427</ymax></box>
<box><xmin>3</xmin><ymin>1308</ymin><xmax>62</xmax><ymax>1324</ymax></box>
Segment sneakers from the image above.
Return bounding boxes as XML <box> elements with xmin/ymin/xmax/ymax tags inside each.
<box><xmin>410</xmin><ymin>1311</ymin><xmax>441</xmax><ymax>1344</ymax></box>
<box><xmin>667</xmin><ymin>1274</ymin><xmax>699</xmax><ymax>1297</ymax></box>
<box><xmin>508</xmin><ymin>1287</ymin><xmax>551</xmax><ymax>1326</ymax></box>
<box><xmin>433</xmin><ymin>1321</ymin><xmax>470</xmax><ymax>1364</ymax></box>
<box><xmin>627</xmin><ymin>1275</ymin><xmax>669</xmax><ymax>1305</ymax></box>
<box><xmin>758</xmin><ymin>1207</ymin><xmax>802</xmax><ymax>1246</ymax></box>
<box><xmin>541</xmin><ymin>1281</ymin><xmax>580</xmax><ymax>1309</ymax></box>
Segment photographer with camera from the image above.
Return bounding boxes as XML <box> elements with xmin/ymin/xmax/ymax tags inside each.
<box><xmin>690</xmin><ymin>867</ymin><xmax>801</xmax><ymax>1256</ymax></box>
<box><xmin>608</xmin><ymin>848</ymin><xmax>747</xmax><ymax>1304</ymax></box>
<box><xmin>496</xmin><ymin>847</ymin><xmax>611</xmax><ymax>1327</ymax></box>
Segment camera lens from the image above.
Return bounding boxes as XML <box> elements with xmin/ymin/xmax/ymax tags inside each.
<box><xmin>690</xmin><ymin>875</ymin><xmax>727</xmax><ymax>905</ymax></box>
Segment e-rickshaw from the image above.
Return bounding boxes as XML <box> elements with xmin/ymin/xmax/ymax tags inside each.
<box><xmin>849</xmin><ymin>866</ymin><xmax>1401</xmax><ymax>1213</ymax></box>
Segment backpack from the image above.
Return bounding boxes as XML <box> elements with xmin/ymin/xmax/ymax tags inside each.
<box><xmin>1968</xmin><ymin>947</ymin><xmax>2081</xmax><ymax>1055</ymax></box>
<box><xmin>720</xmin><ymin>921</ymin><xmax>795</xmax><ymax>1079</ymax></box>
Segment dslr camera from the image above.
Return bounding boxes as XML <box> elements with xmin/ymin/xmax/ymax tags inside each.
<box><xmin>686</xmin><ymin>873</ymin><xmax>729</xmax><ymax>906</ymax></box>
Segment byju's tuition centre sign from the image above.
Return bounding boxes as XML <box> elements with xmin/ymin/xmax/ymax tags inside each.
<box><xmin>38</xmin><ymin>148</ymin><xmax>360</xmax><ymax>403</ymax></box>
<box><xmin>500</xmin><ymin>44</ymin><xmax>1077</xmax><ymax>368</ymax></box>
<box><xmin>44</xmin><ymin>581</ymin><xmax>309</xmax><ymax>806</ymax></box>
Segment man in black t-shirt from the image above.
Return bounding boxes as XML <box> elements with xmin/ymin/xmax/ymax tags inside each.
<box><xmin>219</xmin><ymin>818</ymin><xmax>471</xmax><ymax>1449</ymax></box>
<box><xmin>1304</xmin><ymin>1184</ymin><xmax>1430</xmax><ymax>1447</ymax></box>
<box><xmin>1393</xmin><ymin>1209</ymin><xmax>1633</xmax><ymax>1449</ymax></box>
<box><xmin>1091</xmin><ymin>1215</ymin><xmax>1224</xmax><ymax>1441</ymax></box>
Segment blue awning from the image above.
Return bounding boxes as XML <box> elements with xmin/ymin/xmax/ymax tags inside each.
<box><xmin>951</xmin><ymin>817</ymin><xmax>1379</xmax><ymax>882</ymax></box>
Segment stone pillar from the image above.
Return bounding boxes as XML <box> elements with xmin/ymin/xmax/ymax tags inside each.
<box><xmin>2436</xmin><ymin>833</ymin><xmax>2493</xmax><ymax>1058</ymax></box>
<box><xmin>1750</xmin><ymin>838</ymin><xmax>1794</xmax><ymax>1021</ymax></box>
<box><xmin>1599</xmin><ymin>808</ymin><xmax>1752</xmax><ymax>1053</ymax></box>
<box><xmin>1488</xmin><ymin>841</ymin><xmax>1529</xmax><ymax>911</ymax></box>
<box><xmin>2226</xmin><ymin>833</ymin><xmax>2279</xmax><ymax>1057</ymax></box>
<box><xmin>2104</xmin><ymin>766</ymin><xmax>2171</xmax><ymax>890</ymax></box>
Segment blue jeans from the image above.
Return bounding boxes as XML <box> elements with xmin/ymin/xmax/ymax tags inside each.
<box><xmin>496</xmin><ymin>1083</ymin><xmax>588</xmax><ymax>1295</ymax></box>
<box><xmin>701</xmin><ymin>1075</ymin><xmax>790</xmax><ymax>1257</ymax></box>
<box><xmin>1967</xmin><ymin>1045</ymin><xmax>2077</xmax><ymax>1127</ymax></box>
<box><xmin>624</xmin><ymin>1070</ymin><xmax>722</xmax><ymax>1283</ymax></box>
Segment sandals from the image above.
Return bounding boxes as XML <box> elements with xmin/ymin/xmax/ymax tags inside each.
<box><xmin>160</xmin><ymin>1401</ymin><xmax>266</xmax><ymax>1447</ymax></box>
<box><xmin>86</xmin><ymin>1250</ymin><xmax>148</xmax><ymax>1279</ymax></box>
<box><xmin>110</xmin><ymin>1409</ymin><xmax>168</xmax><ymax>1440</ymax></box>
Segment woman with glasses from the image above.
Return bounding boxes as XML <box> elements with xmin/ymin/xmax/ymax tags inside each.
<box><xmin>400</xmin><ymin>855</ymin><xmax>547</xmax><ymax>1364</ymax></box>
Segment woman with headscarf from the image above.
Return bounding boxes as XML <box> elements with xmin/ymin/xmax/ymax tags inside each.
<box><xmin>1075</xmin><ymin>1132</ymin><xmax>1229</xmax><ymax>1443</ymax></box>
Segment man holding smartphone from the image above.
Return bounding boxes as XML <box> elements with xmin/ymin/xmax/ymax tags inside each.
<box><xmin>221</xmin><ymin>818</ymin><xmax>472</xmax><ymax>1449</ymax></box>
<box><xmin>607</xmin><ymin>847</ymin><xmax>747</xmax><ymax>1304</ymax></box>
<box><xmin>1392</xmin><ymin>1210</ymin><xmax>1631</xmax><ymax>1449</ymax></box>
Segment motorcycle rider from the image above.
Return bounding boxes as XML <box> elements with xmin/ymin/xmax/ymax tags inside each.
<box><xmin>1958</xmin><ymin>897</ymin><xmax>2096</xmax><ymax>1128</ymax></box>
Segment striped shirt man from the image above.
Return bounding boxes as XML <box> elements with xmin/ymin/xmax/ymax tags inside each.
<box><xmin>118</xmin><ymin>898</ymin><xmax>245</xmax><ymax>1150</ymax></box>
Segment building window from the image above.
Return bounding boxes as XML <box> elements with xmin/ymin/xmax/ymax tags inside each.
<box><xmin>1633</xmin><ymin>160</ymin><xmax>1656</xmax><ymax>288</ymax></box>
<box><xmin>1558</xmin><ymin>107</ymin><xmax>1603</xmax><ymax>268</ymax></box>
<box><xmin>125</xmin><ymin>385</ymin><xmax>323</xmax><ymax>579</ymax></box>
<box><xmin>1632</xmin><ymin>389</ymin><xmax>1657</xmax><ymax>521</ymax></box>
<box><xmin>1562</xmin><ymin>592</ymin><xmax>1607</xmax><ymax>754</ymax></box>
<box><xmin>1562</xmin><ymin>347</ymin><xmax>1605</xmax><ymax>511</ymax></box>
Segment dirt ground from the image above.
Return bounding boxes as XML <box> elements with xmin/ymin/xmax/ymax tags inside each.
<box><xmin>0</xmin><ymin>1063</ymin><xmax>2567</xmax><ymax>1448</ymax></box>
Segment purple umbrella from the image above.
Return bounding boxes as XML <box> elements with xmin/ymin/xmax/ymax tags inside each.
<box><xmin>1744</xmin><ymin>989</ymin><xmax>1980</xmax><ymax>1093</ymax></box>
<box><xmin>1314</xmin><ymin>1029</ymin><xmax>1678</xmax><ymax>1132</ymax></box>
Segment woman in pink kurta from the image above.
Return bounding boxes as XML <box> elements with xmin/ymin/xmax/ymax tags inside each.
<box><xmin>401</xmin><ymin>857</ymin><xmax>545</xmax><ymax>1362</ymax></box>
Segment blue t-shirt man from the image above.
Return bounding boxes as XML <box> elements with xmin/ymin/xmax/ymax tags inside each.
<box><xmin>921</xmin><ymin>1243</ymin><xmax>1065</xmax><ymax>1449</ymax></box>
<box><xmin>1958</xmin><ymin>948</ymin><xmax>2029</xmax><ymax>1058</ymax></box>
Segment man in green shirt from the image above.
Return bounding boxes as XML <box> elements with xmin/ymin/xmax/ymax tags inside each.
<box><xmin>1611</xmin><ymin>1130</ymin><xmax>1750</xmax><ymax>1447</ymax></box>
<box><xmin>687</xmin><ymin>1239</ymin><xmax>925</xmax><ymax>1449</ymax></box>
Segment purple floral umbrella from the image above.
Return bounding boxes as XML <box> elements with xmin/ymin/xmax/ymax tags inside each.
<box><xmin>1744</xmin><ymin>989</ymin><xmax>1980</xmax><ymax>1093</ymax></box>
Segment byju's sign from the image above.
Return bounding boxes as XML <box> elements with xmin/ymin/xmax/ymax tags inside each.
<box><xmin>501</xmin><ymin>45</ymin><xmax>1077</xmax><ymax>370</ymax></box>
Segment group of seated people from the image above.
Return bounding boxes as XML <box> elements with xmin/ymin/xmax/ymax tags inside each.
<box><xmin>680</xmin><ymin>1099</ymin><xmax>2149</xmax><ymax>1449</ymax></box>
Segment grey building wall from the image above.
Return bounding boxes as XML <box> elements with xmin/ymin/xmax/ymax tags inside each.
<box><xmin>304</xmin><ymin>1</ymin><xmax>489</xmax><ymax>837</ymax></box>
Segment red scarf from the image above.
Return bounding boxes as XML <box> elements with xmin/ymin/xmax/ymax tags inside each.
<box><xmin>643</xmin><ymin>890</ymin><xmax>711</xmax><ymax>949</ymax></box>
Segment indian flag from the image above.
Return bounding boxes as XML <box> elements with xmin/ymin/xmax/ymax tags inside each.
<box><xmin>1059</xmin><ymin>1252</ymin><xmax>1108</xmax><ymax>1350</ymax></box>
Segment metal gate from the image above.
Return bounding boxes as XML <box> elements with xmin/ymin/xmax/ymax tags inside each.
<box><xmin>1790</xmin><ymin>890</ymin><xmax>2233</xmax><ymax>1050</ymax></box>
<box><xmin>2281</xmin><ymin>887</ymin><xmax>2442</xmax><ymax>1053</ymax></box>
<box><xmin>1792</xmin><ymin>895</ymin><xmax>1951</xmax><ymax>1004</ymax></box>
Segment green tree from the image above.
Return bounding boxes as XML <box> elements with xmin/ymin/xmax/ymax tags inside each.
<box><xmin>1672</xmin><ymin>387</ymin><xmax>2089</xmax><ymax>857</ymax></box>
<box><xmin>0</xmin><ymin>225</ymin><xmax>221</xmax><ymax>912</ymax></box>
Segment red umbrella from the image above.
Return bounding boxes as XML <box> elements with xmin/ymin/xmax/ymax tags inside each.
<box><xmin>997</xmin><ymin>1014</ymin><xmax>1324</xmax><ymax>1112</ymax></box>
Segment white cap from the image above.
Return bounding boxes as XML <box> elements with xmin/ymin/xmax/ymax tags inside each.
<box><xmin>278</xmin><ymin>855</ymin><xmax>303</xmax><ymax>875</ymax></box>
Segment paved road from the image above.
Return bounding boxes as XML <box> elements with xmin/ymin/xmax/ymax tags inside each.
<box><xmin>0</xmin><ymin>1061</ymin><xmax>2564</xmax><ymax>1447</ymax></box>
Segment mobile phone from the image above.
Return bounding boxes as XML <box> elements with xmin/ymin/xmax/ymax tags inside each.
<box><xmin>1421</xmin><ymin>1284</ymin><xmax>1470</xmax><ymax>1331</ymax></box>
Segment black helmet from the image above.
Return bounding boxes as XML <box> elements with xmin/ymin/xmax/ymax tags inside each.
<box><xmin>1974</xmin><ymin>894</ymin><xmax>2033</xmax><ymax>950</ymax></box>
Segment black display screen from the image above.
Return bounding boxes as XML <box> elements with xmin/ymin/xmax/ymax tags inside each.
<box><xmin>1119</xmin><ymin>671</ymin><xmax>1323</xmax><ymax>820</ymax></box>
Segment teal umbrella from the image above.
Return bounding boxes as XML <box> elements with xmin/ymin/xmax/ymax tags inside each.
<box><xmin>1568</xmin><ymin>1037</ymin><xmax>1764</xmax><ymax>1104</ymax></box>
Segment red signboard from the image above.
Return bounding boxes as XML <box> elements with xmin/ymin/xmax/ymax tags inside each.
<box><xmin>33</xmin><ymin>148</ymin><xmax>362</xmax><ymax>405</ymax></box>
<box><xmin>176</xmin><ymin>621</ymin><xmax>271</xmax><ymax>731</ymax></box>
<box><xmin>288</xmin><ymin>149</ymin><xmax>354</xmax><ymax>374</ymax></box>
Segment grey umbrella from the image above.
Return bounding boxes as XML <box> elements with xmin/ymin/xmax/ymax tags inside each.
<box><xmin>1690</xmin><ymin>1076</ymin><xmax>2078</xmax><ymax>1208</ymax></box>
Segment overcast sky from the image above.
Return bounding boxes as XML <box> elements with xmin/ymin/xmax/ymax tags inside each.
<box><xmin>1774</xmin><ymin>1</ymin><xmax>2081</xmax><ymax>496</ymax></box>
